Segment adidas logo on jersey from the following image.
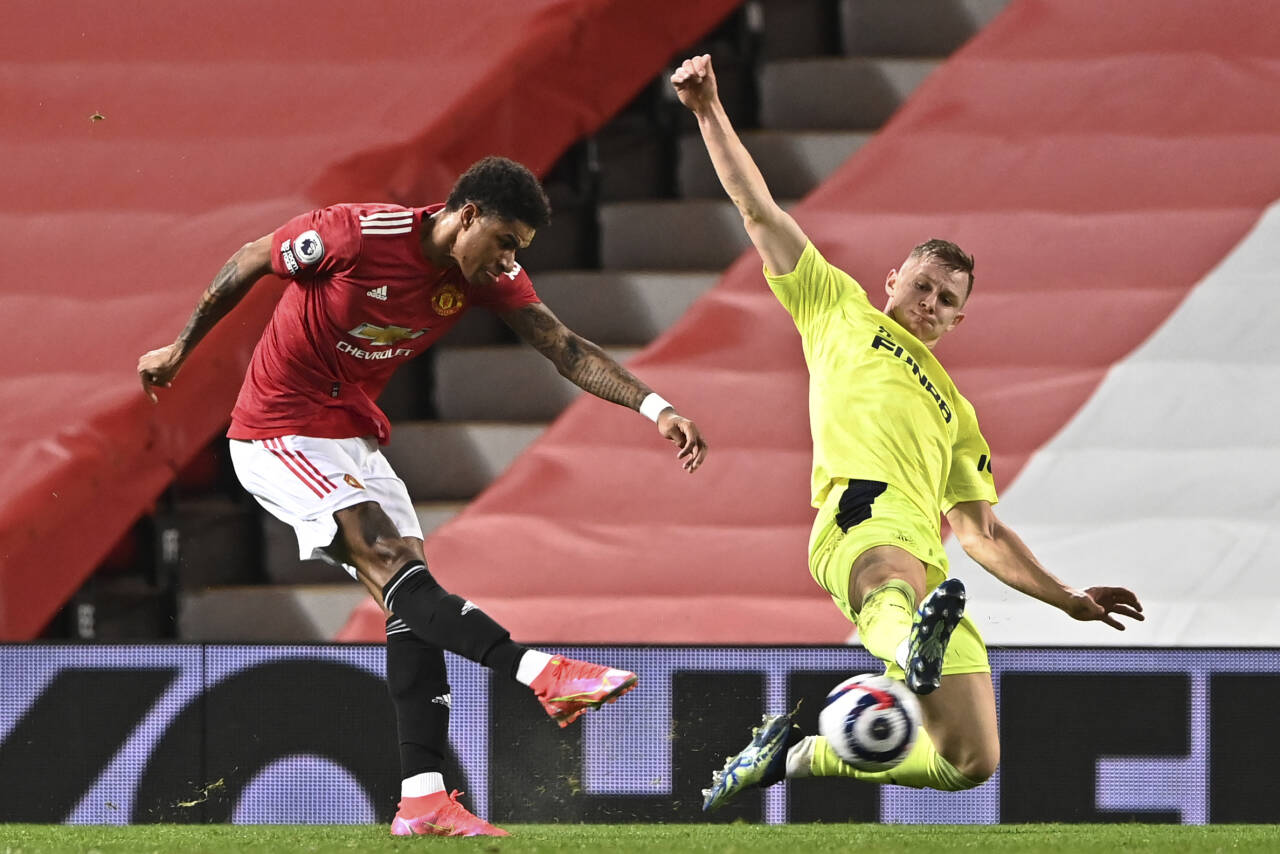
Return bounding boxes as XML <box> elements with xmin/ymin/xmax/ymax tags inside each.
<box><xmin>359</xmin><ymin>210</ymin><xmax>413</xmax><ymax>235</ymax></box>
<box><xmin>366</xmin><ymin>286</ymin><xmax>388</xmax><ymax>301</ymax></box>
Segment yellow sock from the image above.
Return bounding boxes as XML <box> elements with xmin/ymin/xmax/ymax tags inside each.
<box><xmin>808</xmin><ymin>726</ymin><xmax>980</xmax><ymax>791</ymax></box>
<box><xmin>856</xmin><ymin>580</ymin><xmax>916</xmax><ymax>666</ymax></box>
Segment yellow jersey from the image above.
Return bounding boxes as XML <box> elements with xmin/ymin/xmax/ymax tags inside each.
<box><xmin>766</xmin><ymin>241</ymin><xmax>998</xmax><ymax>527</ymax></box>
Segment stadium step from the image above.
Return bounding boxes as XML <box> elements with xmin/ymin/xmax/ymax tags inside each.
<box><xmin>598</xmin><ymin>200</ymin><xmax>764</xmax><ymax>270</ymax></box>
<box><xmin>425</xmin><ymin>271</ymin><xmax>720</xmax><ymax>349</ymax></box>
<box><xmin>381</xmin><ymin>421</ymin><xmax>548</xmax><ymax>498</ymax></box>
<box><xmin>753</xmin><ymin>0</ymin><xmax>842</xmax><ymax>60</ymax></box>
<box><xmin>429</xmin><ymin>305</ymin><xmax>511</xmax><ymax>347</ymax></box>
<box><xmin>179</xmin><ymin>583</ymin><xmax>366</xmax><ymax>641</ymax></box>
<box><xmin>839</xmin><ymin>0</ymin><xmax>1009</xmax><ymax>56</ymax></box>
<box><xmin>527</xmin><ymin>271</ymin><xmax>719</xmax><ymax>345</ymax></box>
<box><xmin>678</xmin><ymin>130</ymin><xmax>873</xmax><ymax>200</ymax></box>
<box><xmin>760</xmin><ymin>57</ymin><xmax>943</xmax><ymax>130</ymax></box>
<box><xmin>432</xmin><ymin>345</ymin><xmax>639</xmax><ymax>422</ymax></box>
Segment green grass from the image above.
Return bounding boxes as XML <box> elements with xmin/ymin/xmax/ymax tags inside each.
<box><xmin>3</xmin><ymin>824</ymin><xmax>1280</xmax><ymax>854</ymax></box>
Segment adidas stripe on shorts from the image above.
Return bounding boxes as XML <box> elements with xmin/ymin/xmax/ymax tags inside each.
<box><xmin>229</xmin><ymin>435</ymin><xmax>423</xmax><ymax>580</ymax></box>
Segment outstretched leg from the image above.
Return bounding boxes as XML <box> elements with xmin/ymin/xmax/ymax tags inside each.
<box><xmin>801</xmin><ymin>671</ymin><xmax>999</xmax><ymax>788</ymax></box>
<box><xmin>337</xmin><ymin>501</ymin><xmax>636</xmax><ymax>727</ymax></box>
<box><xmin>337</xmin><ymin>501</ymin><xmax>521</xmax><ymax>668</ymax></box>
<box><xmin>703</xmin><ymin>533</ymin><xmax>998</xmax><ymax>810</ymax></box>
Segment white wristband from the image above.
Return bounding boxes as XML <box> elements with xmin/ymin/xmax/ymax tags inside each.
<box><xmin>639</xmin><ymin>392</ymin><xmax>673</xmax><ymax>423</ymax></box>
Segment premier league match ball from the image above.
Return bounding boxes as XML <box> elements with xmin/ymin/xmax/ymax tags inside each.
<box><xmin>818</xmin><ymin>673</ymin><xmax>921</xmax><ymax>771</ymax></box>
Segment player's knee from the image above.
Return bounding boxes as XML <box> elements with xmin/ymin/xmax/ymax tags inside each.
<box><xmin>850</xmin><ymin>550</ymin><xmax>926</xmax><ymax>605</ymax></box>
<box><xmin>353</xmin><ymin>536</ymin><xmax>422</xmax><ymax>586</ymax></box>
<box><xmin>376</xmin><ymin>536</ymin><xmax>421</xmax><ymax>570</ymax></box>
<box><xmin>952</xmin><ymin>746</ymin><xmax>999</xmax><ymax>787</ymax></box>
<box><xmin>335</xmin><ymin>502</ymin><xmax>421</xmax><ymax>578</ymax></box>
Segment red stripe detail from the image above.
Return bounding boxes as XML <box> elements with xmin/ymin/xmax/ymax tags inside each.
<box><xmin>263</xmin><ymin>438</ymin><xmax>327</xmax><ymax>498</ymax></box>
<box><xmin>275</xmin><ymin>438</ymin><xmax>335</xmax><ymax>495</ymax></box>
<box><xmin>864</xmin><ymin>687</ymin><xmax>896</xmax><ymax>710</ymax></box>
<box><xmin>288</xmin><ymin>446</ymin><xmax>337</xmax><ymax>490</ymax></box>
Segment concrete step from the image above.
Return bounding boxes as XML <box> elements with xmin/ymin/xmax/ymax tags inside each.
<box><xmin>760</xmin><ymin>57</ymin><xmax>942</xmax><ymax>129</ymax></box>
<box><xmin>435</xmin><ymin>306</ymin><xmax>511</xmax><ymax>347</ymax></box>
<box><xmin>422</xmin><ymin>272</ymin><xmax>720</xmax><ymax>350</ymax></box>
<box><xmin>179</xmin><ymin>584</ymin><xmax>365</xmax><ymax>641</ymax></box>
<box><xmin>432</xmin><ymin>345</ymin><xmax>639</xmax><ymax>421</ymax></box>
<box><xmin>261</xmin><ymin>500</ymin><xmax>468</xmax><ymax>584</ymax></box>
<box><xmin>510</xmin><ymin>181</ymin><xmax>595</xmax><ymax>270</ymax></box>
<box><xmin>593</xmin><ymin>114</ymin><xmax>669</xmax><ymax>202</ymax></box>
<box><xmin>531</xmin><ymin>271</ymin><xmax>719</xmax><ymax>344</ymax></box>
<box><xmin>839</xmin><ymin>0</ymin><xmax>1009</xmax><ymax>57</ymax></box>
<box><xmin>382</xmin><ymin>420</ymin><xmax>547</xmax><ymax>497</ymax></box>
<box><xmin>598</xmin><ymin>199</ymin><xmax>756</xmax><ymax>270</ymax></box>
<box><xmin>415</xmin><ymin>500</ymin><xmax>470</xmax><ymax>537</ymax></box>
<box><xmin>162</xmin><ymin>497</ymin><xmax>261</xmax><ymax>588</ymax></box>
<box><xmin>370</xmin><ymin>354</ymin><xmax>435</xmax><ymax>421</ymax></box>
<box><xmin>678</xmin><ymin>130</ymin><xmax>872</xmax><ymax>200</ymax></box>
<box><xmin>754</xmin><ymin>0</ymin><xmax>842</xmax><ymax>60</ymax></box>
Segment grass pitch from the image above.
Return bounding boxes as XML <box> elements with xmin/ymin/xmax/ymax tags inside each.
<box><xmin>4</xmin><ymin>824</ymin><xmax>1280</xmax><ymax>853</ymax></box>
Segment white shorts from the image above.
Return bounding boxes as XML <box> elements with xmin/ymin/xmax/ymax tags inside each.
<box><xmin>228</xmin><ymin>435</ymin><xmax>423</xmax><ymax>579</ymax></box>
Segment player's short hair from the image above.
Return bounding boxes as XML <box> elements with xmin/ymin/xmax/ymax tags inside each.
<box><xmin>909</xmin><ymin>238</ymin><xmax>975</xmax><ymax>298</ymax></box>
<box><xmin>446</xmin><ymin>156</ymin><xmax>552</xmax><ymax>229</ymax></box>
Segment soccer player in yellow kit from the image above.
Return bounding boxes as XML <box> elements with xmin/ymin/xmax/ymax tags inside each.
<box><xmin>672</xmin><ymin>54</ymin><xmax>1145</xmax><ymax>807</ymax></box>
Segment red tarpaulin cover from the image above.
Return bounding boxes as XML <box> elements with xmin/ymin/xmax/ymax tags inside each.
<box><xmin>0</xmin><ymin>0</ymin><xmax>740</xmax><ymax>638</ymax></box>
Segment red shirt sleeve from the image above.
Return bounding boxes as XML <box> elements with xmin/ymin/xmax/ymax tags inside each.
<box><xmin>270</xmin><ymin>205</ymin><xmax>362</xmax><ymax>280</ymax></box>
<box><xmin>473</xmin><ymin>261</ymin><xmax>539</xmax><ymax>311</ymax></box>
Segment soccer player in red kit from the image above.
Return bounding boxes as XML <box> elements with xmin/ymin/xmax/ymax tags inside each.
<box><xmin>137</xmin><ymin>156</ymin><xmax>708</xmax><ymax>837</ymax></box>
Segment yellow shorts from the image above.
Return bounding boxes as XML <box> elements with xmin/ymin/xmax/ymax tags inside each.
<box><xmin>808</xmin><ymin>479</ymin><xmax>990</xmax><ymax>678</ymax></box>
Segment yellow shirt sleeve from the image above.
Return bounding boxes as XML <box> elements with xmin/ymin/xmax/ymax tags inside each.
<box><xmin>765</xmin><ymin>241</ymin><xmax>866</xmax><ymax>332</ymax></box>
<box><xmin>942</xmin><ymin>394</ymin><xmax>999</xmax><ymax>512</ymax></box>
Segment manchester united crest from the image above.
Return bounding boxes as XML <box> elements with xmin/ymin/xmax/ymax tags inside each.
<box><xmin>432</xmin><ymin>282</ymin><xmax>465</xmax><ymax>317</ymax></box>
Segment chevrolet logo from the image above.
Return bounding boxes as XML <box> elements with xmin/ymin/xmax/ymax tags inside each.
<box><xmin>347</xmin><ymin>322</ymin><xmax>427</xmax><ymax>346</ymax></box>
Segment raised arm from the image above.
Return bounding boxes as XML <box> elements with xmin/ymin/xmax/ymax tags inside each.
<box><xmin>137</xmin><ymin>234</ymin><xmax>273</xmax><ymax>402</ymax></box>
<box><xmin>946</xmin><ymin>499</ymin><xmax>1145</xmax><ymax>631</ymax></box>
<box><xmin>499</xmin><ymin>301</ymin><xmax>707</xmax><ymax>472</ymax></box>
<box><xmin>671</xmin><ymin>54</ymin><xmax>808</xmax><ymax>276</ymax></box>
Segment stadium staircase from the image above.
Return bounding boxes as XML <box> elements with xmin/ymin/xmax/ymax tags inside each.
<box><xmin>172</xmin><ymin>0</ymin><xmax>1009</xmax><ymax>641</ymax></box>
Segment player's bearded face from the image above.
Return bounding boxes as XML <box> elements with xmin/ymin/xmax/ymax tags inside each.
<box><xmin>883</xmin><ymin>256</ymin><xmax>968</xmax><ymax>346</ymax></box>
<box><xmin>454</xmin><ymin>210</ymin><xmax>535</xmax><ymax>285</ymax></box>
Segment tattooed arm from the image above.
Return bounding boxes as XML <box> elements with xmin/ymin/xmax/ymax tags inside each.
<box><xmin>501</xmin><ymin>302</ymin><xmax>650</xmax><ymax>406</ymax></box>
<box><xmin>137</xmin><ymin>234</ymin><xmax>273</xmax><ymax>402</ymax></box>
<box><xmin>500</xmin><ymin>302</ymin><xmax>708</xmax><ymax>472</ymax></box>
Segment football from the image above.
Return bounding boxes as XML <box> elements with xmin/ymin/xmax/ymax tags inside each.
<box><xmin>818</xmin><ymin>673</ymin><xmax>921</xmax><ymax>771</ymax></box>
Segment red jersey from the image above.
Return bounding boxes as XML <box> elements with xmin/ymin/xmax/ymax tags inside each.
<box><xmin>228</xmin><ymin>203</ymin><xmax>539</xmax><ymax>443</ymax></box>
